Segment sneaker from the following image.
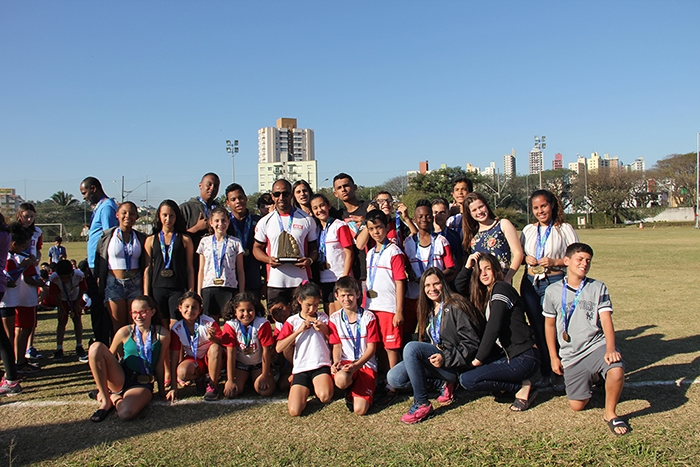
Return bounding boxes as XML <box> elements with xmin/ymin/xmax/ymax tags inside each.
<box><xmin>16</xmin><ymin>362</ymin><xmax>41</xmax><ymax>375</ymax></box>
<box><xmin>374</xmin><ymin>386</ymin><xmax>397</xmax><ymax>408</ymax></box>
<box><xmin>76</xmin><ymin>346</ymin><xmax>89</xmax><ymax>363</ymax></box>
<box><xmin>52</xmin><ymin>349</ymin><xmax>64</xmax><ymax>363</ymax></box>
<box><xmin>400</xmin><ymin>402</ymin><xmax>434</xmax><ymax>424</ymax></box>
<box><xmin>203</xmin><ymin>382</ymin><xmax>219</xmax><ymax>401</ymax></box>
<box><xmin>25</xmin><ymin>346</ymin><xmax>43</xmax><ymax>360</ymax></box>
<box><xmin>0</xmin><ymin>378</ymin><xmax>23</xmax><ymax>396</ymax></box>
<box><xmin>436</xmin><ymin>382</ymin><xmax>455</xmax><ymax>404</ymax></box>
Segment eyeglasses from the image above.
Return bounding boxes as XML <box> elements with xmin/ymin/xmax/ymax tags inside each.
<box><xmin>131</xmin><ymin>309</ymin><xmax>150</xmax><ymax>316</ymax></box>
<box><xmin>375</xmin><ymin>198</ymin><xmax>392</xmax><ymax>205</ymax></box>
<box><xmin>272</xmin><ymin>191</ymin><xmax>291</xmax><ymax>198</ymax></box>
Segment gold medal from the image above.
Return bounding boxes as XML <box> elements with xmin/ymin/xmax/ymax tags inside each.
<box><xmin>562</xmin><ymin>331</ymin><xmax>571</xmax><ymax>342</ymax></box>
<box><xmin>531</xmin><ymin>266</ymin><xmax>546</xmax><ymax>275</ymax></box>
<box><xmin>243</xmin><ymin>346</ymin><xmax>254</xmax><ymax>355</ymax></box>
<box><xmin>213</xmin><ymin>278</ymin><xmax>224</xmax><ymax>286</ymax></box>
<box><xmin>367</xmin><ymin>289</ymin><xmax>378</xmax><ymax>299</ymax></box>
<box><xmin>160</xmin><ymin>269</ymin><xmax>174</xmax><ymax>278</ymax></box>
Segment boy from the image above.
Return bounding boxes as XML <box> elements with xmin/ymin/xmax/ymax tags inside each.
<box><xmin>543</xmin><ymin>243</ymin><xmax>629</xmax><ymax>436</ymax></box>
<box><xmin>47</xmin><ymin>236</ymin><xmax>67</xmax><ymax>264</ymax></box>
<box><xmin>432</xmin><ymin>197</ymin><xmax>463</xmax><ymax>266</ymax></box>
<box><xmin>49</xmin><ymin>260</ymin><xmax>88</xmax><ymax>362</ymax></box>
<box><xmin>329</xmin><ymin>276</ymin><xmax>380</xmax><ymax>415</ymax></box>
<box><xmin>180</xmin><ymin>173</ymin><xmax>221</xmax><ymax>264</ymax></box>
<box><xmin>445</xmin><ymin>176</ymin><xmax>473</xmax><ymax>239</ymax></box>
<box><xmin>364</xmin><ymin>210</ymin><xmax>406</xmax><ymax>370</ymax></box>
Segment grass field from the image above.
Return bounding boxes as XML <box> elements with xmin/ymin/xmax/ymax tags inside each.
<box><xmin>2</xmin><ymin>226</ymin><xmax>700</xmax><ymax>466</ymax></box>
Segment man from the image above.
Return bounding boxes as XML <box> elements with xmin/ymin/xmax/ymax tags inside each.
<box><xmin>180</xmin><ymin>172</ymin><xmax>221</xmax><ymax>275</ymax></box>
<box><xmin>79</xmin><ymin>176</ymin><xmax>118</xmax><ymax>344</ymax></box>
<box><xmin>253</xmin><ymin>179</ymin><xmax>318</xmax><ymax>303</ymax></box>
<box><xmin>333</xmin><ymin>173</ymin><xmax>372</xmax><ymax>281</ymax></box>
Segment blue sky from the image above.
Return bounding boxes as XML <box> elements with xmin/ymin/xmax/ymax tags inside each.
<box><xmin>1</xmin><ymin>1</ymin><xmax>698</xmax><ymax>205</ymax></box>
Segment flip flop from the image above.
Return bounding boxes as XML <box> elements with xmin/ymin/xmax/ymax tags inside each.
<box><xmin>90</xmin><ymin>406</ymin><xmax>114</xmax><ymax>423</ymax></box>
<box><xmin>87</xmin><ymin>389</ymin><xmax>99</xmax><ymax>400</ymax></box>
<box><xmin>510</xmin><ymin>389</ymin><xmax>538</xmax><ymax>412</ymax></box>
<box><xmin>605</xmin><ymin>417</ymin><xmax>631</xmax><ymax>436</ymax></box>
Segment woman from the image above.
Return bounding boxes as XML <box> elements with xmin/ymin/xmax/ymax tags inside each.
<box><xmin>95</xmin><ymin>201</ymin><xmax>148</xmax><ymax>334</ymax></box>
<box><xmin>458</xmin><ymin>253</ymin><xmax>539</xmax><ymax>412</ymax></box>
<box><xmin>87</xmin><ymin>295</ymin><xmax>170</xmax><ymax>422</ymax></box>
<box><xmin>457</xmin><ymin>193</ymin><xmax>524</xmax><ymax>286</ymax></box>
<box><xmin>292</xmin><ymin>180</ymin><xmax>314</xmax><ymax>216</ymax></box>
<box><xmin>387</xmin><ymin>268</ymin><xmax>483</xmax><ymax>424</ymax></box>
<box><xmin>143</xmin><ymin>200</ymin><xmax>195</xmax><ymax>327</ymax></box>
<box><xmin>520</xmin><ymin>189</ymin><xmax>578</xmax><ymax>389</ymax></box>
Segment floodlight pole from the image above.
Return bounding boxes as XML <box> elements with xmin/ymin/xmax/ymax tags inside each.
<box><xmin>226</xmin><ymin>139</ymin><xmax>239</xmax><ymax>183</ymax></box>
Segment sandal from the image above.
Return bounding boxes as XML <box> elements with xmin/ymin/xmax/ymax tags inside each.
<box><xmin>510</xmin><ymin>389</ymin><xmax>538</xmax><ymax>412</ymax></box>
<box><xmin>605</xmin><ymin>417</ymin><xmax>631</xmax><ymax>436</ymax></box>
<box><xmin>87</xmin><ymin>389</ymin><xmax>99</xmax><ymax>400</ymax></box>
<box><xmin>90</xmin><ymin>406</ymin><xmax>114</xmax><ymax>423</ymax></box>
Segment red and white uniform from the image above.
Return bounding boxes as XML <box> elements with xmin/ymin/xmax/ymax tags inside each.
<box><xmin>197</xmin><ymin>235</ymin><xmax>244</xmax><ymax>288</ymax></box>
<box><xmin>328</xmin><ymin>309</ymin><xmax>380</xmax><ymax>372</ymax></box>
<box><xmin>49</xmin><ymin>270</ymin><xmax>87</xmax><ymax>307</ymax></box>
<box><xmin>29</xmin><ymin>227</ymin><xmax>42</xmax><ymax>259</ymax></box>
<box><xmin>170</xmin><ymin>314</ymin><xmax>222</xmax><ymax>359</ymax></box>
<box><xmin>403</xmin><ymin>234</ymin><xmax>455</xmax><ymax>299</ymax></box>
<box><xmin>222</xmin><ymin>316</ymin><xmax>274</xmax><ymax>366</ymax></box>
<box><xmin>319</xmin><ymin>220</ymin><xmax>354</xmax><ymax>283</ymax></box>
<box><xmin>1</xmin><ymin>254</ymin><xmax>39</xmax><ymax>308</ymax></box>
<box><xmin>365</xmin><ymin>243</ymin><xmax>406</xmax><ymax>313</ymax></box>
<box><xmin>277</xmin><ymin>312</ymin><xmax>331</xmax><ymax>374</ymax></box>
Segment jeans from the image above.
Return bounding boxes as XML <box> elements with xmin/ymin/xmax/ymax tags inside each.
<box><xmin>387</xmin><ymin>341</ymin><xmax>458</xmax><ymax>405</ymax></box>
<box><xmin>520</xmin><ymin>273</ymin><xmax>563</xmax><ymax>378</ymax></box>
<box><xmin>458</xmin><ymin>347</ymin><xmax>540</xmax><ymax>394</ymax></box>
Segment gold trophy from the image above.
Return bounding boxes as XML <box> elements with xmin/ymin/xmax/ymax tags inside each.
<box><xmin>277</xmin><ymin>231</ymin><xmax>301</xmax><ymax>262</ymax></box>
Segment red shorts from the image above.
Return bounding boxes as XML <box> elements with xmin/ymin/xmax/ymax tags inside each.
<box><xmin>403</xmin><ymin>298</ymin><xmax>418</xmax><ymax>336</ymax></box>
<box><xmin>373</xmin><ymin>311</ymin><xmax>403</xmax><ymax>350</ymax></box>
<box><xmin>183</xmin><ymin>356</ymin><xmax>208</xmax><ymax>374</ymax></box>
<box><xmin>15</xmin><ymin>306</ymin><xmax>37</xmax><ymax>329</ymax></box>
<box><xmin>337</xmin><ymin>360</ymin><xmax>376</xmax><ymax>404</ymax></box>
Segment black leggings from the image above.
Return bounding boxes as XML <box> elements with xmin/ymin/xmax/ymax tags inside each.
<box><xmin>0</xmin><ymin>305</ymin><xmax>18</xmax><ymax>381</ymax></box>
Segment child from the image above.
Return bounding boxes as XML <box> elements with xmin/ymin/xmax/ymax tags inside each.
<box><xmin>364</xmin><ymin>210</ymin><xmax>406</xmax><ymax>370</ymax></box>
<box><xmin>48</xmin><ymin>236</ymin><xmax>67</xmax><ymax>264</ymax></box>
<box><xmin>445</xmin><ymin>176</ymin><xmax>473</xmax><ymax>239</ymax></box>
<box><xmin>276</xmin><ymin>281</ymin><xmax>333</xmax><ymax>416</ymax></box>
<box><xmin>197</xmin><ymin>206</ymin><xmax>245</xmax><ymax>321</ymax></box>
<box><xmin>169</xmin><ymin>291</ymin><xmax>224</xmax><ymax>401</ymax></box>
<box><xmin>310</xmin><ymin>193</ymin><xmax>354</xmax><ymax>314</ymax></box>
<box><xmin>48</xmin><ymin>260</ymin><xmax>88</xmax><ymax>363</ymax></box>
<box><xmin>432</xmin><ymin>197</ymin><xmax>463</xmax><ymax>266</ymax></box>
<box><xmin>16</xmin><ymin>203</ymin><xmax>43</xmax><ymax>360</ymax></box>
<box><xmin>328</xmin><ymin>276</ymin><xmax>380</xmax><ymax>415</ymax></box>
<box><xmin>543</xmin><ymin>243</ymin><xmax>629</xmax><ymax>436</ymax></box>
<box><xmin>1</xmin><ymin>223</ymin><xmax>45</xmax><ymax>374</ymax></box>
<box><xmin>267</xmin><ymin>295</ymin><xmax>293</xmax><ymax>391</ymax></box>
<box><xmin>180</xmin><ymin>173</ymin><xmax>221</xmax><ymax>256</ymax></box>
<box><xmin>0</xmin><ymin>213</ymin><xmax>20</xmax><ymax>395</ymax></box>
<box><xmin>222</xmin><ymin>292</ymin><xmax>275</xmax><ymax>398</ymax></box>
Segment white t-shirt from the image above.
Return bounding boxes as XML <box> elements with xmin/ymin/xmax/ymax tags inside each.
<box><xmin>1</xmin><ymin>253</ymin><xmax>39</xmax><ymax>308</ymax></box>
<box><xmin>222</xmin><ymin>316</ymin><xmax>274</xmax><ymax>366</ymax></box>
<box><xmin>254</xmin><ymin>208</ymin><xmax>318</xmax><ymax>288</ymax></box>
<box><xmin>328</xmin><ymin>308</ymin><xmax>380</xmax><ymax>371</ymax></box>
<box><xmin>403</xmin><ymin>233</ymin><xmax>456</xmax><ymax>299</ymax></box>
<box><xmin>520</xmin><ymin>223</ymin><xmax>579</xmax><ymax>276</ymax></box>
<box><xmin>197</xmin><ymin>234</ymin><xmax>244</xmax><ymax>289</ymax></box>
<box><xmin>49</xmin><ymin>270</ymin><xmax>86</xmax><ymax>302</ymax></box>
<box><xmin>446</xmin><ymin>213</ymin><xmax>463</xmax><ymax>238</ymax></box>
<box><xmin>170</xmin><ymin>314</ymin><xmax>221</xmax><ymax>359</ymax></box>
<box><xmin>365</xmin><ymin>243</ymin><xmax>407</xmax><ymax>313</ymax></box>
<box><xmin>277</xmin><ymin>312</ymin><xmax>331</xmax><ymax>374</ymax></box>
<box><xmin>318</xmin><ymin>219</ymin><xmax>354</xmax><ymax>283</ymax></box>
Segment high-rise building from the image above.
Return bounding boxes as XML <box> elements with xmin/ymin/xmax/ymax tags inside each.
<box><xmin>552</xmin><ymin>153</ymin><xmax>563</xmax><ymax>170</ymax></box>
<box><xmin>466</xmin><ymin>163</ymin><xmax>480</xmax><ymax>174</ymax></box>
<box><xmin>503</xmin><ymin>149</ymin><xmax>516</xmax><ymax>178</ymax></box>
<box><xmin>568</xmin><ymin>155</ymin><xmax>587</xmax><ymax>175</ymax></box>
<box><xmin>482</xmin><ymin>162</ymin><xmax>496</xmax><ymax>177</ymax></box>
<box><xmin>627</xmin><ymin>157</ymin><xmax>645</xmax><ymax>172</ymax></box>
<box><xmin>257</xmin><ymin>118</ymin><xmax>317</xmax><ymax>192</ymax></box>
<box><xmin>529</xmin><ymin>146</ymin><xmax>543</xmax><ymax>175</ymax></box>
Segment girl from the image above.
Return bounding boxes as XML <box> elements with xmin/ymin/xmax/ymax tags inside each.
<box><xmin>222</xmin><ymin>292</ymin><xmax>275</xmax><ymax>398</ymax></box>
<box><xmin>169</xmin><ymin>291</ymin><xmax>223</xmax><ymax>401</ymax></box>
<box><xmin>87</xmin><ymin>295</ymin><xmax>170</xmax><ymax>422</ymax></box>
<box><xmin>458</xmin><ymin>253</ymin><xmax>540</xmax><ymax>412</ymax></box>
<box><xmin>16</xmin><ymin>203</ymin><xmax>43</xmax><ymax>360</ymax></box>
<box><xmin>292</xmin><ymin>180</ymin><xmax>314</xmax><ymax>216</ymax></box>
<box><xmin>276</xmin><ymin>281</ymin><xmax>333</xmax><ymax>416</ymax></box>
<box><xmin>310</xmin><ymin>194</ymin><xmax>354</xmax><ymax>314</ymax></box>
<box><xmin>520</xmin><ymin>190</ymin><xmax>579</xmax><ymax>389</ymax></box>
<box><xmin>387</xmin><ymin>268</ymin><xmax>483</xmax><ymax>423</ymax></box>
<box><xmin>143</xmin><ymin>200</ymin><xmax>195</xmax><ymax>327</ymax></box>
<box><xmin>197</xmin><ymin>207</ymin><xmax>245</xmax><ymax>321</ymax></box>
<box><xmin>95</xmin><ymin>201</ymin><xmax>147</xmax><ymax>334</ymax></box>
<box><xmin>0</xmin><ymin>212</ymin><xmax>19</xmax><ymax>394</ymax></box>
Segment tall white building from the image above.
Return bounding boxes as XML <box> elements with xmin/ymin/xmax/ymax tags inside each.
<box><xmin>529</xmin><ymin>146</ymin><xmax>543</xmax><ymax>175</ymax></box>
<box><xmin>627</xmin><ymin>157</ymin><xmax>645</xmax><ymax>172</ymax></box>
<box><xmin>503</xmin><ymin>149</ymin><xmax>516</xmax><ymax>178</ymax></box>
<box><xmin>482</xmin><ymin>161</ymin><xmax>497</xmax><ymax>177</ymax></box>
<box><xmin>257</xmin><ymin>118</ymin><xmax>317</xmax><ymax>192</ymax></box>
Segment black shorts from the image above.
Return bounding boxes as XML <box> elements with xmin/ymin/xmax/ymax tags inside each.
<box><xmin>202</xmin><ymin>286</ymin><xmax>237</xmax><ymax>318</ymax></box>
<box><xmin>266</xmin><ymin>287</ymin><xmax>294</xmax><ymax>304</ymax></box>
<box><xmin>236</xmin><ymin>361</ymin><xmax>263</xmax><ymax>372</ymax></box>
<box><xmin>111</xmin><ymin>361</ymin><xmax>154</xmax><ymax>395</ymax></box>
<box><xmin>152</xmin><ymin>287</ymin><xmax>186</xmax><ymax>321</ymax></box>
<box><xmin>0</xmin><ymin>307</ymin><xmax>16</xmax><ymax>319</ymax></box>
<box><xmin>320</xmin><ymin>282</ymin><xmax>336</xmax><ymax>304</ymax></box>
<box><xmin>292</xmin><ymin>366</ymin><xmax>331</xmax><ymax>391</ymax></box>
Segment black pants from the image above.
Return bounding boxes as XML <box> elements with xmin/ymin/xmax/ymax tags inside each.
<box><xmin>0</xmin><ymin>292</ymin><xmax>18</xmax><ymax>381</ymax></box>
<box><xmin>88</xmin><ymin>268</ymin><xmax>113</xmax><ymax>345</ymax></box>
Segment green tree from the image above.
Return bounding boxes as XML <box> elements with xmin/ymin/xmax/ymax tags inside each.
<box><xmin>585</xmin><ymin>170</ymin><xmax>643</xmax><ymax>224</ymax></box>
<box><xmin>50</xmin><ymin>191</ymin><xmax>79</xmax><ymax>207</ymax></box>
<box><xmin>650</xmin><ymin>152</ymin><xmax>697</xmax><ymax>207</ymax></box>
<box><xmin>409</xmin><ymin>166</ymin><xmax>488</xmax><ymax>201</ymax></box>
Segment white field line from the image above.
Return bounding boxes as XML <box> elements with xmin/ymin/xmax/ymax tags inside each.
<box><xmin>2</xmin><ymin>378</ymin><xmax>698</xmax><ymax>409</ymax></box>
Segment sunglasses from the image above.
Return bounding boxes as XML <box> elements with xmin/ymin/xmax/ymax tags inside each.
<box><xmin>272</xmin><ymin>191</ymin><xmax>291</xmax><ymax>198</ymax></box>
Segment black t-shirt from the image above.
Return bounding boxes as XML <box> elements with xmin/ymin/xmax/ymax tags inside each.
<box><xmin>340</xmin><ymin>200</ymin><xmax>371</xmax><ymax>281</ymax></box>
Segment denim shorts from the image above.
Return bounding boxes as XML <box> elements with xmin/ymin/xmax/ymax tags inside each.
<box><xmin>105</xmin><ymin>273</ymin><xmax>143</xmax><ymax>302</ymax></box>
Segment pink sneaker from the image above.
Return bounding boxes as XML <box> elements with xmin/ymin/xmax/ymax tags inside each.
<box><xmin>400</xmin><ymin>402</ymin><xmax>434</xmax><ymax>424</ymax></box>
<box><xmin>0</xmin><ymin>377</ymin><xmax>22</xmax><ymax>396</ymax></box>
<box><xmin>436</xmin><ymin>382</ymin><xmax>455</xmax><ymax>404</ymax></box>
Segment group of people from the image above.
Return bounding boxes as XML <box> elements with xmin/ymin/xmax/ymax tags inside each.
<box><xmin>0</xmin><ymin>171</ymin><xmax>630</xmax><ymax>436</ymax></box>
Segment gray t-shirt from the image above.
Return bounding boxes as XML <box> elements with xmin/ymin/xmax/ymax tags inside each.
<box><xmin>543</xmin><ymin>277</ymin><xmax>613</xmax><ymax>368</ymax></box>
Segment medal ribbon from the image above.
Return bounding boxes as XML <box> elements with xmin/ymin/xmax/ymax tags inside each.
<box><xmin>395</xmin><ymin>212</ymin><xmax>402</xmax><ymax>245</ymax></box>
<box><xmin>197</xmin><ymin>196</ymin><xmax>211</xmax><ymax>219</ymax></box>
<box><xmin>231</xmin><ymin>213</ymin><xmax>252</xmax><ymax>248</ymax></box>
<box><xmin>7</xmin><ymin>253</ymin><xmax>30</xmax><ymax>281</ymax></box>
<box><xmin>367</xmin><ymin>240</ymin><xmax>389</xmax><ymax>293</ymax></box>
<box><xmin>428</xmin><ymin>302</ymin><xmax>444</xmax><ymax>346</ymax></box>
<box><xmin>561</xmin><ymin>277</ymin><xmax>586</xmax><ymax>336</ymax></box>
<box><xmin>183</xmin><ymin>316</ymin><xmax>200</xmax><ymax>360</ymax></box>
<box><xmin>413</xmin><ymin>234</ymin><xmax>435</xmax><ymax>274</ymax></box>
<box><xmin>318</xmin><ymin>218</ymin><xmax>336</xmax><ymax>264</ymax></box>
<box><xmin>535</xmin><ymin>222</ymin><xmax>553</xmax><ymax>261</ymax></box>
<box><xmin>341</xmin><ymin>308</ymin><xmax>363</xmax><ymax>360</ymax></box>
<box><xmin>159</xmin><ymin>231</ymin><xmax>176</xmax><ymax>270</ymax></box>
<box><xmin>276</xmin><ymin>207</ymin><xmax>296</xmax><ymax>233</ymax></box>
<box><xmin>117</xmin><ymin>228</ymin><xmax>134</xmax><ymax>271</ymax></box>
<box><xmin>240</xmin><ymin>321</ymin><xmax>254</xmax><ymax>349</ymax></box>
<box><xmin>212</xmin><ymin>235</ymin><xmax>228</xmax><ymax>280</ymax></box>
<box><xmin>133</xmin><ymin>325</ymin><xmax>154</xmax><ymax>375</ymax></box>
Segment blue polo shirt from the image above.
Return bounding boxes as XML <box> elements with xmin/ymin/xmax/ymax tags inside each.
<box><xmin>87</xmin><ymin>197</ymin><xmax>118</xmax><ymax>268</ymax></box>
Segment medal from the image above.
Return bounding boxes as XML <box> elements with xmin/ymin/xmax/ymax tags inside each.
<box><xmin>531</xmin><ymin>265</ymin><xmax>546</xmax><ymax>275</ymax></box>
<box><xmin>243</xmin><ymin>346</ymin><xmax>254</xmax><ymax>355</ymax></box>
<box><xmin>213</xmin><ymin>278</ymin><xmax>224</xmax><ymax>286</ymax></box>
<box><xmin>366</xmin><ymin>289</ymin><xmax>378</xmax><ymax>299</ymax></box>
<box><xmin>562</xmin><ymin>331</ymin><xmax>571</xmax><ymax>342</ymax></box>
<box><xmin>160</xmin><ymin>270</ymin><xmax>174</xmax><ymax>278</ymax></box>
<box><xmin>366</xmin><ymin>240</ymin><xmax>389</xmax><ymax>300</ymax></box>
<box><xmin>212</xmin><ymin>235</ymin><xmax>228</xmax><ymax>285</ymax></box>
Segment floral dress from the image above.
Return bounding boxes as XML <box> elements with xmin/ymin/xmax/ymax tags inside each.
<box><xmin>470</xmin><ymin>220</ymin><xmax>510</xmax><ymax>273</ymax></box>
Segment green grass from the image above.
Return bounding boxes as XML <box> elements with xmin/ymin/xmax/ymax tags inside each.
<box><xmin>3</xmin><ymin>226</ymin><xmax>700</xmax><ymax>466</ymax></box>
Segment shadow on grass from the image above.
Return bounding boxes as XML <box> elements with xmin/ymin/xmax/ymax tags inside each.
<box><xmin>618</xmin><ymin>325</ymin><xmax>700</xmax><ymax>377</ymax></box>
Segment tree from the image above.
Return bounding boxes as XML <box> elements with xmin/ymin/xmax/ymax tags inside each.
<box><xmin>585</xmin><ymin>170</ymin><xmax>643</xmax><ymax>224</ymax></box>
<box><xmin>409</xmin><ymin>166</ymin><xmax>488</xmax><ymax>201</ymax></box>
<box><xmin>650</xmin><ymin>152</ymin><xmax>697</xmax><ymax>207</ymax></box>
<box><xmin>50</xmin><ymin>191</ymin><xmax>79</xmax><ymax>207</ymax></box>
<box><xmin>379</xmin><ymin>175</ymin><xmax>409</xmax><ymax>197</ymax></box>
